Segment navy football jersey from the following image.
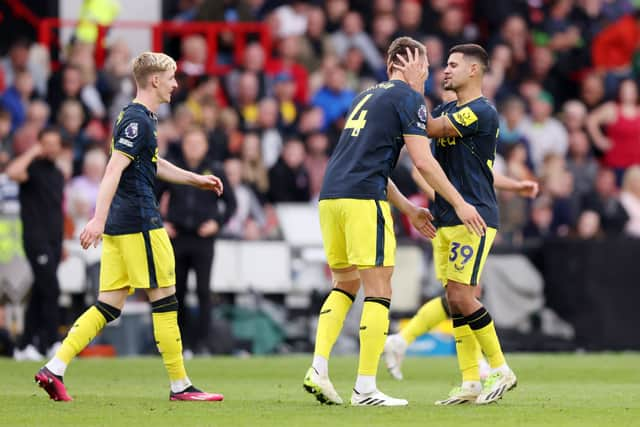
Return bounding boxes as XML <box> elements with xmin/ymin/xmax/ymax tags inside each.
<box><xmin>105</xmin><ymin>102</ymin><xmax>163</xmax><ymax>235</ymax></box>
<box><xmin>431</xmin><ymin>97</ymin><xmax>499</xmax><ymax>228</ymax></box>
<box><xmin>319</xmin><ymin>80</ymin><xmax>428</xmax><ymax>201</ymax></box>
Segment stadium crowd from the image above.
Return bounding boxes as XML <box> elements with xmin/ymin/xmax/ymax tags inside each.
<box><xmin>0</xmin><ymin>0</ymin><xmax>640</xmax><ymax>356</ymax></box>
<box><xmin>1</xmin><ymin>0</ymin><xmax>640</xmax><ymax>246</ymax></box>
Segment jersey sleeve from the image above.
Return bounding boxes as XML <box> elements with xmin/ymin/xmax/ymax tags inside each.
<box><xmin>445</xmin><ymin>101</ymin><xmax>493</xmax><ymax>138</ymax></box>
<box><xmin>112</xmin><ymin>113</ymin><xmax>148</xmax><ymax>159</ymax></box>
<box><xmin>397</xmin><ymin>91</ymin><xmax>428</xmax><ymax>138</ymax></box>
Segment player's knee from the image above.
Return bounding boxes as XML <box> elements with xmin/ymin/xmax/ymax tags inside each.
<box><xmin>95</xmin><ymin>301</ymin><xmax>122</xmax><ymax>323</ymax></box>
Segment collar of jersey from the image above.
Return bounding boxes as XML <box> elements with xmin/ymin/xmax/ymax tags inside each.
<box><xmin>456</xmin><ymin>95</ymin><xmax>485</xmax><ymax>108</ymax></box>
<box><xmin>131</xmin><ymin>100</ymin><xmax>158</xmax><ymax>120</ymax></box>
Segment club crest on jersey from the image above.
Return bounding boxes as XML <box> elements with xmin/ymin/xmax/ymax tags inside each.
<box><xmin>124</xmin><ymin>122</ymin><xmax>139</xmax><ymax>139</ymax></box>
<box><xmin>418</xmin><ymin>105</ymin><xmax>427</xmax><ymax>123</ymax></box>
<box><xmin>452</xmin><ymin>107</ymin><xmax>478</xmax><ymax>127</ymax></box>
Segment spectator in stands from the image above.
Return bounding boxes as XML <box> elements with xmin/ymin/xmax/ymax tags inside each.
<box><xmin>58</xmin><ymin>99</ymin><xmax>94</xmax><ymax>176</ymax></box>
<box><xmin>257</xmin><ymin>98</ymin><xmax>284</xmax><ymax>169</ymax></box>
<box><xmin>1</xmin><ymin>70</ymin><xmax>34</xmax><ymax>132</ymax></box>
<box><xmin>561</xmin><ymin>99</ymin><xmax>588</xmax><ymax>133</ymax></box>
<box><xmin>331</xmin><ymin>11</ymin><xmax>385</xmax><ymax>79</ymax></box>
<box><xmin>266</xmin><ymin>35</ymin><xmax>310</xmax><ymax>104</ymax></box>
<box><xmin>297</xmin><ymin>106</ymin><xmax>325</xmax><ymax>137</ymax></box>
<box><xmin>496</xmin><ymin>15</ymin><xmax>530</xmax><ymax>77</ymax></box>
<box><xmin>159</xmin><ymin>128</ymin><xmax>236</xmax><ymax>355</ymax></box>
<box><xmin>581</xmin><ymin>167</ymin><xmax>629</xmax><ymax>235</ymax></box>
<box><xmin>47</xmin><ymin>65</ymin><xmax>91</xmax><ymax>125</ymax></box>
<box><xmin>304</xmin><ymin>132</ymin><xmax>330</xmax><ymax>200</ymax></box>
<box><xmin>0</xmin><ymin>108</ymin><xmax>12</xmax><ymax>171</ymax></box>
<box><xmin>498</xmin><ymin>144</ymin><xmax>535</xmax><ymax>243</ymax></box>
<box><xmin>65</xmin><ymin>147</ymin><xmax>107</xmax><ymax>238</ymax></box>
<box><xmin>178</xmin><ymin>34</ymin><xmax>207</xmax><ymax>77</ymax></box>
<box><xmin>219</xmin><ymin>107</ymin><xmax>244</xmax><ymax>155</ymax></box>
<box><xmin>225</xmin><ymin>42</ymin><xmax>269</xmax><ymax>102</ymax></box>
<box><xmin>240</xmin><ymin>132</ymin><xmax>269</xmax><ymax>202</ymax></box>
<box><xmin>580</xmin><ymin>71</ymin><xmax>606</xmax><ymax>111</ymax></box>
<box><xmin>0</xmin><ymin>39</ymin><xmax>33</xmax><ymax>92</ymax></box>
<box><xmin>25</xmin><ymin>100</ymin><xmax>51</xmax><ymax>132</ymax></box>
<box><xmin>200</xmin><ymin>99</ymin><xmax>230</xmax><ymax>162</ymax></box>
<box><xmin>298</xmin><ymin>6</ymin><xmax>330</xmax><ymax>73</ymax></box>
<box><xmin>7</xmin><ymin>127</ymin><xmax>66</xmax><ymax>360</ymax></box>
<box><xmin>523</xmin><ymin>195</ymin><xmax>555</xmax><ymax>240</ymax></box>
<box><xmin>436</xmin><ymin>7</ymin><xmax>470</xmax><ymax>54</ymax></box>
<box><xmin>566</xmin><ymin>130</ymin><xmax>599</xmax><ymax>199</ymax></box>
<box><xmin>394</xmin><ymin>0</ymin><xmax>425</xmax><ymax>41</ymax></box>
<box><xmin>311</xmin><ymin>63</ymin><xmax>355</xmax><ymax>132</ymax></box>
<box><xmin>575</xmin><ymin>210</ymin><xmax>603</xmax><ymax>239</ymax></box>
<box><xmin>101</xmin><ymin>39</ymin><xmax>135</xmax><ymax>124</ymax></box>
<box><xmin>520</xmin><ymin>91</ymin><xmax>569</xmax><ymax>174</ymax></box>
<box><xmin>619</xmin><ymin>166</ymin><xmax>640</xmax><ymax>237</ymax></box>
<box><xmin>586</xmin><ymin>78</ymin><xmax>640</xmax><ymax>184</ymax></box>
<box><xmin>497</xmin><ymin>96</ymin><xmax>531</xmax><ymax>160</ymax></box>
<box><xmin>371</xmin><ymin>13</ymin><xmax>398</xmax><ymax>58</ymax></box>
<box><xmin>324</xmin><ymin>0</ymin><xmax>349</xmax><ymax>33</ymax></box>
<box><xmin>233</xmin><ymin>71</ymin><xmax>260</xmax><ymax>130</ymax></box>
<box><xmin>268</xmin><ymin>137</ymin><xmax>310</xmax><ymax>203</ymax></box>
<box><xmin>222</xmin><ymin>157</ymin><xmax>268</xmax><ymax>240</ymax></box>
<box><xmin>272</xmin><ymin>72</ymin><xmax>299</xmax><ymax>135</ymax></box>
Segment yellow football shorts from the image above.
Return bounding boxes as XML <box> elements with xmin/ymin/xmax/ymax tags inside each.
<box><xmin>319</xmin><ymin>198</ymin><xmax>395</xmax><ymax>269</ymax></box>
<box><xmin>100</xmin><ymin>227</ymin><xmax>176</xmax><ymax>292</ymax></box>
<box><xmin>432</xmin><ymin>224</ymin><xmax>497</xmax><ymax>286</ymax></box>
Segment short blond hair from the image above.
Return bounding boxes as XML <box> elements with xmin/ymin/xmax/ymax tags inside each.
<box><xmin>132</xmin><ymin>52</ymin><xmax>177</xmax><ymax>88</ymax></box>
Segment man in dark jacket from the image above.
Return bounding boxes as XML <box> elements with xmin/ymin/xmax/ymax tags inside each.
<box><xmin>158</xmin><ymin>127</ymin><xmax>236</xmax><ymax>354</ymax></box>
<box><xmin>7</xmin><ymin>127</ymin><xmax>65</xmax><ymax>360</ymax></box>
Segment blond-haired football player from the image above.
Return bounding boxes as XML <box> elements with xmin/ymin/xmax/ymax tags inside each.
<box><xmin>35</xmin><ymin>52</ymin><xmax>224</xmax><ymax>402</ymax></box>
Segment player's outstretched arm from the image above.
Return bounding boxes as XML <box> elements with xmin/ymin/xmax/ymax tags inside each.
<box><xmin>405</xmin><ymin>135</ymin><xmax>486</xmax><ymax>236</ymax></box>
<box><xmin>493</xmin><ymin>171</ymin><xmax>539</xmax><ymax>198</ymax></box>
<box><xmin>157</xmin><ymin>158</ymin><xmax>223</xmax><ymax>195</ymax></box>
<box><xmin>80</xmin><ymin>151</ymin><xmax>131</xmax><ymax>249</ymax></box>
<box><xmin>387</xmin><ymin>179</ymin><xmax>437</xmax><ymax>239</ymax></box>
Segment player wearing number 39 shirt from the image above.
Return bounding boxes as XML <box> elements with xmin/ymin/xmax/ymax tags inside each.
<box><xmin>303</xmin><ymin>37</ymin><xmax>485</xmax><ymax>408</ymax></box>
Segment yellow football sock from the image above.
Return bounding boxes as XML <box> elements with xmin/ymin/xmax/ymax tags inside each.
<box><xmin>56</xmin><ymin>301</ymin><xmax>120</xmax><ymax>364</ymax></box>
<box><xmin>151</xmin><ymin>295</ymin><xmax>187</xmax><ymax>382</ymax></box>
<box><xmin>400</xmin><ymin>296</ymin><xmax>449</xmax><ymax>344</ymax></box>
<box><xmin>358</xmin><ymin>297</ymin><xmax>390</xmax><ymax>376</ymax></box>
<box><xmin>466</xmin><ymin>307</ymin><xmax>506</xmax><ymax>368</ymax></box>
<box><xmin>452</xmin><ymin>314</ymin><xmax>480</xmax><ymax>382</ymax></box>
<box><xmin>314</xmin><ymin>289</ymin><xmax>354</xmax><ymax>359</ymax></box>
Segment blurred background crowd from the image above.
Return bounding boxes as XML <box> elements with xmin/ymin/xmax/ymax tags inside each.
<box><xmin>2</xmin><ymin>0</ymin><xmax>640</xmax><ymax>247</ymax></box>
<box><xmin>0</xmin><ymin>0</ymin><xmax>640</xmax><ymax>357</ymax></box>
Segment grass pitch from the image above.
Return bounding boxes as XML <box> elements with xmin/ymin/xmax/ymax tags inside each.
<box><xmin>2</xmin><ymin>353</ymin><xmax>639</xmax><ymax>427</ymax></box>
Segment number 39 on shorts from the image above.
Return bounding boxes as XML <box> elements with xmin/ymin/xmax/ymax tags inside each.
<box><xmin>449</xmin><ymin>242</ymin><xmax>474</xmax><ymax>265</ymax></box>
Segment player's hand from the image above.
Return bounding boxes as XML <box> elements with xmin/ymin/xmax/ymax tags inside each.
<box><xmin>454</xmin><ymin>202</ymin><xmax>487</xmax><ymax>237</ymax></box>
<box><xmin>195</xmin><ymin>174</ymin><xmax>223</xmax><ymax>196</ymax></box>
<box><xmin>198</xmin><ymin>219</ymin><xmax>220</xmax><ymax>238</ymax></box>
<box><xmin>393</xmin><ymin>47</ymin><xmax>429</xmax><ymax>92</ymax></box>
<box><xmin>517</xmin><ymin>180</ymin><xmax>539</xmax><ymax>198</ymax></box>
<box><xmin>164</xmin><ymin>221</ymin><xmax>177</xmax><ymax>239</ymax></box>
<box><xmin>408</xmin><ymin>206</ymin><xmax>437</xmax><ymax>239</ymax></box>
<box><xmin>80</xmin><ymin>217</ymin><xmax>105</xmax><ymax>249</ymax></box>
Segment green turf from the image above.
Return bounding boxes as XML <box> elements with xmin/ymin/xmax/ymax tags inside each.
<box><xmin>3</xmin><ymin>353</ymin><xmax>639</xmax><ymax>427</ymax></box>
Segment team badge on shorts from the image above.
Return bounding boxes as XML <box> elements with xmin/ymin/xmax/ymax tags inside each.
<box><xmin>124</xmin><ymin>122</ymin><xmax>139</xmax><ymax>139</ymax></box>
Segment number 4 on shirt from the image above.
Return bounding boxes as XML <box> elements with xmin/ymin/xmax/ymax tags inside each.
<box><xmin>345</xmin><ymin>94</ymin><xmax>372</xmax><ymax>137</ymax></box>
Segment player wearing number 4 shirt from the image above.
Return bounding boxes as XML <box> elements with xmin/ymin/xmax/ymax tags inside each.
<box><xmin>303</xmin><ymin>37</ymin><xmax>486</xmax><ymax>407</ymax></box>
